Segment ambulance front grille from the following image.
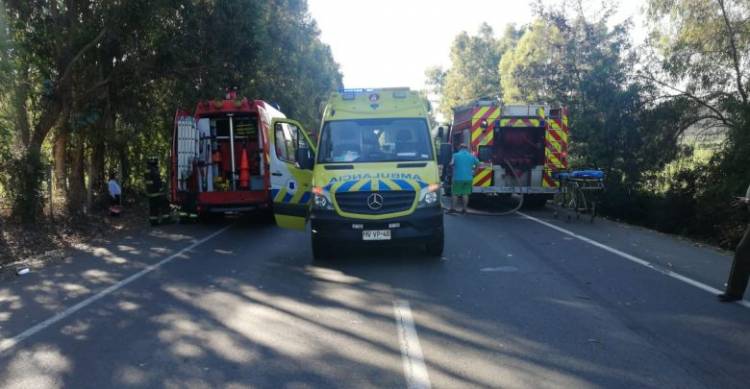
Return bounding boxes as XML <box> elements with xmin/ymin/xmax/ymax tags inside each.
<box><xmin>335</xmin><ymin>191</ymin><xmax>416</xmax><ymax>215</ymax></box>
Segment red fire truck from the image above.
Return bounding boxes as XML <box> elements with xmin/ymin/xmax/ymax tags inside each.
<box><xmin>170</xmin><ymin>91</ymin><xmax>293</xmax><ymax>219</ymax></box>
<box><xmin>439</xmin><ymin>99</ymin><xmax>570</xmax><ymax>207</ymax></box>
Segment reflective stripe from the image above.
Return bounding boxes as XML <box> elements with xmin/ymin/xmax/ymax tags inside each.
<box><xmin>472</xmin><ymin>168</ymin><xmax>492</xmax><ymax>187</ymax></box>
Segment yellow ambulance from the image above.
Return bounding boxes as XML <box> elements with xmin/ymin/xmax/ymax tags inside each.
<box><xmin>268</xmin><ymin>88</ymin><xmax>444</xmax><ymax>260</ymax></box>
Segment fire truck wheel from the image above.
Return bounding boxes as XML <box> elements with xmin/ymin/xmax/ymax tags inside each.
<box><xmin>425</xmin><ymin>232</ymin><xmax>444</xmax><ymax>257</ymax></box>
<box><xmin>522</xmin><ymin>195</ymin><xmax>551</xmax><ymax>209</ymax></box>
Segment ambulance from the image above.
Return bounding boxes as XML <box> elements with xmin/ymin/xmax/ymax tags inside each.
<box><xmin>268</xmin><ymin>88</ymin><xmax>444</xmax><ymax>259</ymax></box>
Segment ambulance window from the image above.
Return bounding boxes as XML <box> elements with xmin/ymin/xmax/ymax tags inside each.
<box><xmin>274</xmin><ymin>123</ymin><xmax>298</xmax><ymax>163</ymax></box>
<box><xmin>318</xmin><ymin>118</ymin><xmax>432</xmax><ymax>163</ymax></box>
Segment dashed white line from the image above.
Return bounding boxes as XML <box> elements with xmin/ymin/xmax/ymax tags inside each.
<box><xmin>393</xmin><ymin>300</ymin><xmax>431</xmax><ymax>389</ymax></box>
<box><xmin>518</xmin><ymin>212</ymin><xmax>750</xmax><ymax>309</ymax></box>
<box><xmin>0</xmin><ymin>225</ymin><xmax>232</xmax><ymax>354</ymax></box>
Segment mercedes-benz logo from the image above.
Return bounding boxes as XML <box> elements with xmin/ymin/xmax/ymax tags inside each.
<box><xmin>367</xmin><ymin>193</ymin><xmax>384</xmax><ymax>210</ymax></box>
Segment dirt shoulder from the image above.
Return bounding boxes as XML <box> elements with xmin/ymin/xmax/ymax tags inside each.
<box><xmin>0</xmin><ymin>204</ymin><xmax>150</xmax><ymax>279</ymax></box>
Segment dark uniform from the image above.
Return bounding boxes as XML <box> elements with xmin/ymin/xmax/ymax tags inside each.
<box><xmin>146</xmin><ymin>159</ymin><xmax>170</xmax><ymax>225</ymax></box>
<box><xmin>719</xmin><ymin>183</ymin><xmax>750</xmax><ymax>302</ymax></box>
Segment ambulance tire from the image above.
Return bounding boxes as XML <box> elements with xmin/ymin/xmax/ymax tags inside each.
<box><xmin>311</xmin><ymin>235</ymin><xmax>329</xmax><ymax>261</ymax></box>
<box><xmin>425</xmin><ymin>232</ymin><xmax>444</xmax><ymax>257</ymax></box>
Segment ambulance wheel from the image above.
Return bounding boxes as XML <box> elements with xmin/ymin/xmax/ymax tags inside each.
<box><xmin>425</xmin><ymin>232</ymin><xmax>444</xmax><ymax>257</ymax></box>
<box><xmin>311</xmin><ymin>235</ymin><xmax>328</xmax><ymax>261</ymax></box>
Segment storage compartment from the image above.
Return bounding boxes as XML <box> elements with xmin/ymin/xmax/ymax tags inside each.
<box><xmin>179</xmin><ymin>113</ymin><xmax>263</xmax><ymax>193</ymax></box>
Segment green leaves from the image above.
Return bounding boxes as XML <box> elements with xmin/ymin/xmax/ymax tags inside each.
<box><xmin>0</xmin><ymin>0</ymin><xmax>341</xmax><ymax>222</ymax></box>
<box><xmin>426</xmin><ymin>23</ymin><xmax>520</xmax><ymax>119</ymax></box>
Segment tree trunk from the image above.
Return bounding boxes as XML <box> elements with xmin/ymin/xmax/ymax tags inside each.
<box><xmin>67</xmin><ymin>133</ymin><xmax>86</xmax><ymax>218</ymax></box>
<box><xmin>52</xmin><ymin>128</ymin><xmax>68</xmax><ymax>201</ymax></box>
<box><xmin>90</xmin><ymin>136</ymin><xmax>105</xmax><ymax>209</ymax></box>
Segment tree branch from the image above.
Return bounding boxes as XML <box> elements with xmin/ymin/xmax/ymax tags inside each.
<box><xmin>717</xmin><ymin>0</ymin><xmax>748</xmax><ymax>104</ymax></box>
<box><xmin>59</xmin><ymin>28</ymin><xmax>107</xmax><ymax>87</ymax></box>
<box><xmin>636</xmin><ymin>73</ymin><xmax>736</xmax><ymax>128</ymax></box>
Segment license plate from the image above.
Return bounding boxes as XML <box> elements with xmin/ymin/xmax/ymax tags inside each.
<box><xmin>362</xmin><ymin>230</ymin><xmax>391</xmax><ymax>241</ymax></box>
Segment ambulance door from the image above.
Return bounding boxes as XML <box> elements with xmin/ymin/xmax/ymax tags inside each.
<box><xmin>269</xmin><ymin>119</ymin><xmax>316</xmax><ymax>230</ymax></box>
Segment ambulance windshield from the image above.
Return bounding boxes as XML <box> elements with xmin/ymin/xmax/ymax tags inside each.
<box><xmin>317</xmin><ymin>118</ymin><xmax>433</xmax><ymax>163</ymax></box>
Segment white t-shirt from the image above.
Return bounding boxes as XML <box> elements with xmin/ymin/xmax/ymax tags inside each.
<box><xmin>108</xmin><ymin>179</ymin><xmax>121</xmax><ymax>198</ymax></box>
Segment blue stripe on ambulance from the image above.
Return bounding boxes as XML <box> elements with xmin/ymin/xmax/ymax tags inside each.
<box><xmin>337</xmin><ymin>180</ymin><xmax>357</xmax><ymax>192</ymax></box>
<box><xmin>378</xmin><ymin>180</ymin><xmax>391</xmax><ymax>191</ymax></box>
<box><xmin>282</xmin><ymin>192</ymin><xmax>293</xmax><ymax>203</ymax></box>
<box><xmin>300</xmin><ymin>192</ymin><xmax>311</xmax><ymax>204</ymax></box>
<box><xmin>359</xmin><ymin>180</ymin><xmax>372</xmax><ymax>191</ymax></box>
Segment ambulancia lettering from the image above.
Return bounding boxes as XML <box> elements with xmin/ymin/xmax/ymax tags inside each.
<box><xmin>329</xmin><ymin>172</ymin><xmax>423</xmax><ymax>183</ymax></box>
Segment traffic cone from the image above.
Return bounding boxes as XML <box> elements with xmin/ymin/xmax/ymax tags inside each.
<box><xmin>239</xmin><ymin>146</ymin><xmax>250</xmax><ymax>189</ymax></box>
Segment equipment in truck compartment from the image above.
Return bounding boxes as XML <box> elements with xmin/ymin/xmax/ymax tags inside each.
<box><xmin>171</xmin><ymin>98</ymin><xmax>287</xmax><ymax>216</ymax></box>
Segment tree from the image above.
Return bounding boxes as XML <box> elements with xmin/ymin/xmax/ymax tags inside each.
<box><xmin>0</xmin><ymin>0</ymin><xmax>341</xmax><ymax>223</ymax></box>
<box><xmin>426</xmin><ymin>23</ymin><xmax>521</xmax><ymax>119</ymax></box>
<box><xmin>644</xmin><ymin>0</ymin><xmax>750</xmax><ymax>242</ymax></box>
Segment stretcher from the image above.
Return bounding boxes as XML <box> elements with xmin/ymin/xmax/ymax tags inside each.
<box><xmin>552</xmin><ymin>169</ymin><xmax>605</xmax><ymax>222</ymax></box>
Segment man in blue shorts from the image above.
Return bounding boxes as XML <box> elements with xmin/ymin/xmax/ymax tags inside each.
<box><xmin>449</xmin><ymin>144</ymin><xmax>479</xmax><ymax>214</ymax></box>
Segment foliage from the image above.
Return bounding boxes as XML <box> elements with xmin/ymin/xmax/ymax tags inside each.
<box><xmin>427</xmin><ymin>0</ymin><xmax>750</xmax><ymax>247</ymax></box>
<box><xmin>426</xmin><ymin>23</ymin><xmax>522</xmax><ymax>119</ymax></box>
<box><xmin>643</xmin><ymin>0</ymin><xmax>750</xmax><ymax>245</ymax></box>
<box><xmin>0</xmin><ymin>0</ymin><xmax>341</xmax><ymax>223</ymax></box>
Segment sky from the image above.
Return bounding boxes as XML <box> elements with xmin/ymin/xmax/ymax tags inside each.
<box><xmin>307</xmin><ymin>0</ymin><xmax>647</xmax><ymax>92</ymax></box>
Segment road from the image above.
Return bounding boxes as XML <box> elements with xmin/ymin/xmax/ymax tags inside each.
<box><xmin>1</xmin><ymin>207</ymin><xmax>749</xmax><ymax>388</ymax></box>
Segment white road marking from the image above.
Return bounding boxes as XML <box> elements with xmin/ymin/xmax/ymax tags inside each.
<box><xmin>393</xmin><ymin>300</ymin><xmax>431</xmax><ymax>389</ymax></box>
<box><xmin>480</xmin><ymin>266</ymin><xmax>518</xmax><ymax>272</ymax></box>
<box><xmin>0</xmin><ymin>226</ymin><xmax>231</xmax><ymax>354</ymax></box>
<box><xmin>518</xmin><ymin>212</ymin><xmax>750</xmax><ymax>309</ymax></box>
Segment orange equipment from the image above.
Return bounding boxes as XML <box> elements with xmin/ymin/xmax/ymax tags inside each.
<box><xmin>239</xmin><ymin>146</ymin><xmax>250</xmax><ymax>189</ymax></box>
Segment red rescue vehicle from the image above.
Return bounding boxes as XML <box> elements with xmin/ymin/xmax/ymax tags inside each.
<box><xmin>439</xmin><ymin>99</ymin><xmax>570</xmax><ymax>207</ymax></box>
<box><xmin>170</xmin><ymin>91</ymin><xmax>289</xmax><ymax>219</ymax></box>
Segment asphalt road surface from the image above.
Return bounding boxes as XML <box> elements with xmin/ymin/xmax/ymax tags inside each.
<box><xmin>1</xmin><ymin>206</ymin><xmax>749</xmax><ymax>388</ymax></box>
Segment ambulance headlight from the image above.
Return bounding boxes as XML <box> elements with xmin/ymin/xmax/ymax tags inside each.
<box><xmin>313</xmin><ymin>190</ymin><xmax>333</xmax><ymax>210</ymax></box>
<box><xmin>424</xmin><ymin>191</ymin><xmax>438</xmax><ymax>205</ymax></box>
<box><xmin>418</xmin><ymin>184</ymin><xmax>440</xmax><ymax>208</ymax></box>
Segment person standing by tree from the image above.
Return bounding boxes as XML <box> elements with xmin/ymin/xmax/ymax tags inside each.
<box><xmin>718</xmin><ymin>183</ymin><xmax>750</xmax><ymax>302</ymax></box>
<box><xmin>449</xmin><ymin>144</ymin><xmax>479</xmax><ymax>214</ymax></box>
<box><xmin>107</xmin><ymin>172</ymin><xmax>122</xmax><ymax>216</ymax></box>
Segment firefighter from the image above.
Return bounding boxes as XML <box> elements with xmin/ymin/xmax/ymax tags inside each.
<box><xmin>718</xmin><ymin>183</ymin><xmax>750</xmax><ymax>302</ymax></box>
<box><xmin>145</xmin><ymin>158</ymin><xmax>170</xmax><ymax>225</ymax></box>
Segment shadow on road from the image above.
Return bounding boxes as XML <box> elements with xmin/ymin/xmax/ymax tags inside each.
<box><xmin>2</xmin><ymin>213</ymin><xmax>750</xmax><ymax>388</ymax></box>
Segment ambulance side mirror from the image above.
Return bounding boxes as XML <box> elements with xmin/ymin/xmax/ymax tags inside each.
<box><xmin>478</xmin><ymin>145</ymin><xmax>493</xmax><ymax>162</ymax></box>
<box><xmin>438</xmin><ymin>143</ymin><xmax>453</xmax><ymax>166</ymax></box>
<box><xmin>437</xmin><ymin>126</ymin><xmax>445</xmax><ymax>141</ymax></box>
